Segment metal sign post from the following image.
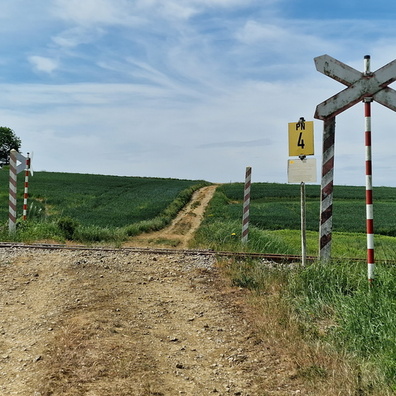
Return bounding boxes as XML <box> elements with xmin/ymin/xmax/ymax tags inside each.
<box><xmin>363</xmin><ymin>56</ymin><xmax>375</xmax><ymax>283</ymax></box>
<box><xmin>288</xmin><ymin>117</ymin><xmax>316</xmax><ymax>266</ymax></box>
<box><xmin>300</xmin><ymin>181</ymin><xmax>307</xmax><ymax>266</ymax></box>
<box><xmin>315</xmin><ymin>54</ymin><xmax>396</xmax><ymax>282</ymax></box>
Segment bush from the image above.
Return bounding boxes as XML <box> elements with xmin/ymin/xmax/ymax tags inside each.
<box><xmin>57</xmin><ymin>217</ymin><xmax>80</xmax><ymax>240</ymax></box>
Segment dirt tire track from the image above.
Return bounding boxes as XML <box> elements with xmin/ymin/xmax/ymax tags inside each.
<box><xmin>126</xmin><ymin>185</ymin><xmax>218</xmax><ymax>249</ymax></box>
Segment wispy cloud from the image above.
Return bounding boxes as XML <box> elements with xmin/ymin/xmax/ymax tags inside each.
<box><xmin>52</xmin><ymin>0</ymin><xmax>140</xmax><ymax>26</ymax></box>
<box><xmin>0</xmin><ymin>1</ymin><xmax>396</xmax><ymax>185</ymax></box>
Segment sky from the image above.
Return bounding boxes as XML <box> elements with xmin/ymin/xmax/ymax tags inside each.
<box><xmin>2</xmin><ymin>0</ymin><xmax>396</xmax><ymax>186</ymax></box>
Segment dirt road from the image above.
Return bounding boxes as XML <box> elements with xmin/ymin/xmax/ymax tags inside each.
<box><xmin>0</xmin><ymin>186</ymin><xmax>310</xmax><ymax>395</ymax></box>
<box><xmin>126</xmin><ymin>185</ymin><xmax>218</xmax><ymax>249</ymax></box>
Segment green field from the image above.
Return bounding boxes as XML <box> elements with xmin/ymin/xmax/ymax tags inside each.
<box><xmin>192</xmin><ymin>182</ymin><xmax>396</xmax><ymax>260</ymax></box>
<box><xmin>2</xmin><ymin>171</ymin><xmax>396</xmax><ymax>256</ymax></box>
<box><xmin>1</xmin><ymin>172</ymin><xmax>396</xmax><ymax>391</ymax></box>
<box><xmin>214</xmin><ymin>182</ymin><xmax>396</xmax><ymax>234</ymax></box>
<box><xmin>0</xmin><ymin>170</ymin><xmax>209</xmax><ymax>243</ymax></box>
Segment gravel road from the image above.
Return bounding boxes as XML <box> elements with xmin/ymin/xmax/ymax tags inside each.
<box><xmin>0</xmin><ymin>247</ymin><xmax>308</xmax><ymax>395</ymax></box>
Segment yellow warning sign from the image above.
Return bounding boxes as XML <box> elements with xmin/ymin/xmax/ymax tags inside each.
<box><xmin>288</xmin><ymin>120</ymin><xmax>314</xmax><ymax>157</ymax></box>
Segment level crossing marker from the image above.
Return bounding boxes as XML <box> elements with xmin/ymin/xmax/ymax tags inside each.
<box><xmin>23</xmin><ymin>153</ymin><xmax>32</xmax><ymax>221</ymax></box>
<box><xmin>241</xmin><ymin>166</ymin><xmax>252</xmax><ymax>243</ymax></box>
<box><xmin>8</xmin><ymin>150</ymin><xmax>17</xmax><ymax>233</ymax></box>
<box><xmin>9</xmin><ymin>150</ymin><xmax>31</xmax><ymax>233</ymax></box>
<box><xmin>315</xmin><ymin>54</ymin><xmax>396</xmax><ymax>282</ymax></box>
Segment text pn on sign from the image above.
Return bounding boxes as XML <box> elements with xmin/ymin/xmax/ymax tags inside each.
<box><xmin>288</xmin><ymin>118</ymin><xmax>314</xmax><ymax>157</ymax></box>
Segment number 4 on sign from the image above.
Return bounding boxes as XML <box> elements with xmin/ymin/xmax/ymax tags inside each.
<box><xmin>288</xmin><ymin>119</ymin><xmax>314</xmax><ymax>157</ymax></box>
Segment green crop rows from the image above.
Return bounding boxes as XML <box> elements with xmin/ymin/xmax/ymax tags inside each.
<box><xmin>216</xmin><ymin>182</ymin><xmax>396</xmax><ymax>235</ymax></box>
<box><xmin>192</xmin><ymin>182</ymin><xmax>396</xmax><ymax>260</ymax></box>
<box><xmin>0</xmin><ymin>170</ymin><xmax>208</xmax><ymax>243</ymax></box>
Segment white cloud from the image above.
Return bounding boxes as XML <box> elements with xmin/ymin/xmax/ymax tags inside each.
<box><xmin>28</xmin><ymin>56</ymin><xmax>59</xmax><ymax>73</ymax></box>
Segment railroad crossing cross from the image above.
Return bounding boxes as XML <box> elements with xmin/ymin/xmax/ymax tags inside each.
<box><xmin>315</xmin><ymin>54</ymin><xmax>396</xmax><ymax>120</ymax></box>
<box><xmin>314</xmin><ymin>54</ymin><xmax>396</xmax><ymax>265</ymax></box>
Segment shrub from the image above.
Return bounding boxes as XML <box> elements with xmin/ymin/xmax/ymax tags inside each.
<box><xmin>57</xmin><ymin>217</ymin><xmax>80</xmax><ymax>240</ymax></box>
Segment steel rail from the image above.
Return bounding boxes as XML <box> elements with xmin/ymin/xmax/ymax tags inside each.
<box><xmin>0</xmin><ymin>241</ymin><xmax>311</xmax><ymax>262</ymax></box>
<box><xmin>0</xmin><ymin>242</ymin><xmax>393</xmax><ymax>265</ymax></box>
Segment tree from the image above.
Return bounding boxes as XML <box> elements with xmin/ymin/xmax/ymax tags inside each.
<box><xmin>0</xmin><ymin>127</ymin><xmax>22</xmax><ymax>166</ymax></box>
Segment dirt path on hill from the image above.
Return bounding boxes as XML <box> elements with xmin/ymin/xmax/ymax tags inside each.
<box><xmin>0</xmin><ymin>185</ymin><xmax>324</xmax><ymax>395</ymax></box>
<box><xmin>125</xmin><ymin>184</ymin><xmax>218</xmax><ymax>249</ymax></box>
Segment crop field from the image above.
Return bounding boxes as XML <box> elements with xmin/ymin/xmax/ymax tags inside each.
<box><xmin>192</xmin><ymin>182</ymin><xmax>396</xmax><ymax>260</ymax></box>
<box><xmin>0</xmin><ymin>170</ymin><xmax>208</xmax><ymax>242</ymax></box>
<box><xmin>215</xmin><ymin>182</ymin><xmax>396</xmax><ymax>234</ymax></box>
<box><xmin>1</xmin><ymin>169</ymin><xmax>396</xmax><ymax>257</ymax></box>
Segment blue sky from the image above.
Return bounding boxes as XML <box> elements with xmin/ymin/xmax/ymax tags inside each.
<box><xmin>2</xmin><ymin>0</ymin><xmax>396</xmax><ymax>186</ymax></box>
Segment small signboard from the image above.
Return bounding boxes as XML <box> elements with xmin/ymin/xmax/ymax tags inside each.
<box><xmin>15</xmin><ymin>151</ymin><xmax>27</xmax><ymax>174</ymax></box>
<box><xmin>288</xmin><ymin>120</ymin><xmax>314</xmax><ymax>157</ymax></box>
<box><xmin>288</xmin><ymin>158</ymin><xmax>317</xmax><ymax>183</ymax></box>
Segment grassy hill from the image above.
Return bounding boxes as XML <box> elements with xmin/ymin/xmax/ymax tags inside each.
<box><xmin>0</xmin><ymin>170</ymin><xmax>209</xmax><ymax>243</ymax></box>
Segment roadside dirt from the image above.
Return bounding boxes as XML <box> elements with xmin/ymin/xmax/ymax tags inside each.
<box><xmin>126</xmin><ymin>185</ymin><xmax>218</xmax><ymax>249</ymax></box>
<box><xmin>0</xmin><ymin>185</ymin><xmax>315</xmax><ymax>395</ymax></box>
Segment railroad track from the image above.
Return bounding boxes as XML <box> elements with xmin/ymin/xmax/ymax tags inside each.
<box><xmin>0</xmin><ymin>241</ymin><xmax>391</xmax><ymax>264</ymax></box>
<box><xmin>0</xmin><ymin>241</ymin><xmax>308</xmax><ymax>263</ymax></box>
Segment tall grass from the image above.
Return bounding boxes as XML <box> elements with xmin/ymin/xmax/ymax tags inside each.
<box><xmin>287</xmin><ymin>260</ymin><xmax>396</xmax><ymax>391</ymax></box>
<box><xmin>194</xmin><ymin>183</ymin><xmax>396</xmax><ymax>393</ymax></box>
<box><xmin>219</xmin><ymin>257</ymin><xmax>396</xmax><ymax>394</ymax></box>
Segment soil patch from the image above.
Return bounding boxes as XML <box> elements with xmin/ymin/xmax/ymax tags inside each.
<box><xmin>125</xmin><ymin>185</ymin><xmax>217</xmax><ymax>249</ymax></box>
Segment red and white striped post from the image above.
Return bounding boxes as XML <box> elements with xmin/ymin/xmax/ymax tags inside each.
<box><xmin>319</xmin><ymin>117</ymin><xmax>336</xmax><ymax>261</ymax></box>
<box><xmin>241</xmin><ymin>166</ymin><xmax>252</xmax><ymax>243</ymax></box>
<box><xmin>23</xmin><ymin>153</ymin><xmax>31</xmax><ymax>220</ymax></box>
<box><xmin>9</xmin><ymin>149</ymin><xmax>18</xmax><ymax>233</ymax></box>
<box><xmin>364</xmin><ymin>55</ymin><xmax>375</xmax><ymax>283</ymax></box>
